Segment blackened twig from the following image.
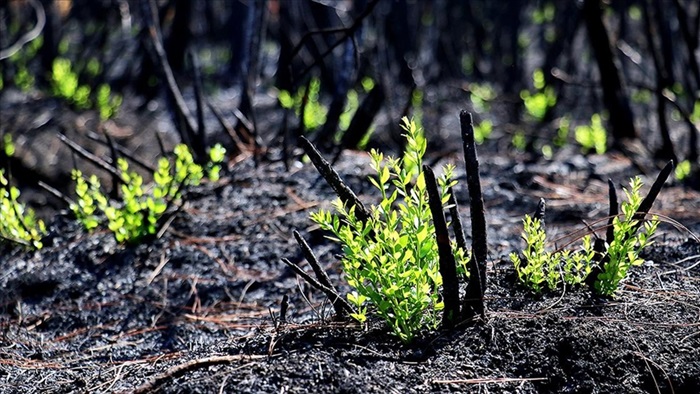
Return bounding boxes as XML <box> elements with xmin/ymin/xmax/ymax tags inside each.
<box><xmin>447</xmin><ymin>187</ymin><xmax>468</xmax><ymax>257</ymax></box>
<box><xmin>279</xmin><ymin>294</ymin><xmax>289</xmax><ymax>324</ymax></box>
<box><xmin>189</xmin><ymin>49</ymin><xmax>207</xmax><ymax>163</ymax></box>
<box><xmin>58</xmin><ymin>133</ymin><xmax>122</xmax><ymax>180</ymax></box>
<box><xmin>633</xmin><ymin>160</ymin><xmax>674</xmax><ymax>227</ymax></box>
<box><xmin>424</xmin><ymin>165</ymin><xmax>460</xmax><ymax>327</ymax></box>
<box><xmin>290</xmin><ymin>0</ymin><xmax>380</xmax><ymax>86</ymax></box>
<box><xmin>86</xmin><ymin>131</ymin><xmax>156</xmax><ymax>173</ymax></box>
<box><xmin>206</xmin><ymin>100</ymin><xmax>246</xmax><ymax>155</ymax></box>
<box><xmin>141</xmin><ymin>0</ymin><xmax>199</xmax><ymax>156</ymax></box>
<box><xmin>605</xmin><ymin>179</ymin><xmax>619</xmax><ymax>245</ymax></box>
<box><xmin>293</xmin><ymin>230</ymin><xmax>346</xmax><ymax>317</ymax></box>
<box><xmin>299</xmin><ymin>136</ymin><xmax>371</xmax><ymax>224</ymax></box>
<box><xmin>281</xmin><ymin>258</ymin><xmax>355</xmax><ymax>315</ymax></box>
<box><xmin>460</xmin><ymin>111</ymin><xmax>487</xmax><ymax>319</ymax></box>
<box><xmin>104</xmin><ymin>131</ymin><xmax>121</xmax><ymax>200</ymax></box>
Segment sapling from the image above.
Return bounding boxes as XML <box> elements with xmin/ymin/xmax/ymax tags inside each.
<box><xmin>0</xmin><ymin>135</ymin><xmax>45</xmax><ymax>249</ymax></box>
<box><xmin>510</xmin><ymin>215</ymin><xmax>594</xmax><ymax>293</ymax></box>
<box><xmin>71</xmin><ymin>143</ymin><xmax>225</xmax><ymax>244</ymax></box>
<box><xmin>311</xmin><ymin>118</ymin><xmax>470</xmax><ymax>343</ymax></box>
<box><xmin>595</xmin><ymin>177</ymin><xmax>659</xmax><ymax>296</ymax></box>
<box><xmin>511</xmin><ymin>176</ymin><xmax>658</xmax><ymax>296</ymax></box>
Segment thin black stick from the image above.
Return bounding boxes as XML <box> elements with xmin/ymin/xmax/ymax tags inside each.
<box><xmin>447</xmin><ymin>187</ymin><xmax>468</xmax><ymax>257</ymax></box>
<box><xmin>605</xmin><ymin>179</ymin><xmax>619</xmax><ymax>245</ymax></box>
<box><xmin>141</xmin><ymin>0</ymin><xmax>198</xmax><ymax>153</ymax></box>
<box><xmin>533</xmin><ymin>198</ymin><xmax>546</xmax><ymax>224</ymax></box>
<box><xmin>206</xmin><ymin>100</ymin><xmax>246</xmax><ymax>155</ymax></box>
<box><xmin>104</xmin><ymin>131</ymin><xmax>121</xmax><ymax>200</ymax></box>
<box><xmin>38</xmin><ymin>181</ymin><xmax>73</xmax><ymax>207</ymax></box>
<box><xmin>299</xmin><ymin>136</ymin><xmax>371</xmax><ymax>224</ymax></box>
<box><xmin>293</xmin><ymin>230</ymin><xmax>346</xmax><ymax>317</ymax></box>
<box><xmin>424</xmin><ymin>165</ymin><xmax>460</xmax><ymax>327</ymax></box>
<box><xmin>58</xmin><ymin>133</ymin><xmax>122</xmax><ymax>180</ymax></box>
<box><xmin>281</xmin><ymin>258</ymin><xmax>355</xmax><ymax>315</ymax></box>
<box><xmin>189</xmin><ymin>49</ymin><xmax>207</xmax><ymax>163</ymax></box>
<box><xmin>86</xmin><ymin>131</ymin><xmax>156</xmax><ymax>173</ymax></box>
<box><xmin>633</xmin><ymin>160</ymin><xmax>674</xmax><ymax>226</ymax></box>
<box><xmin>460</xmin><ymin>111</ymin><xmax>487</xmax><ymax>319</ymax></box>
<box><xmin>289</xmin><ymin>0</ymin><xmax>380</xmax><ymax>86</ymax></box>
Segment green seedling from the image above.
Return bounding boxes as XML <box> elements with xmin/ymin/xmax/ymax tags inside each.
<box><xmin>520</xmin><ymin>69</ymin><xmax>557</xmax><ymax>121</ymax></box>
<box><xmin>71</xmin><ymin>144</ymin><xmax>225</xmax><ymax>244</ymax></box>
<box><xmin>0</xmin><ymin>170</ymin><xmax>46</xmax><ymax>249</ymax></box>
<box><xmin>511</xmin><ymin>176</ymin><xmax>658</xmax><ymax>296</ymax></box>
<box><xmin>0</xmin><ymin>136</ymin><xmax>45</xmax><ymax>249</ymax></box>
<box><xmin>675</xmin><ymin>160</ymin><xmax>691</xmax><ymax>181</ymax></box>
<box><xmin>595</xmin><ymin>177</ymin><xmax>659</xmax><ymax>296</ymax></box>
<box><xmin>575</xmin><ymin>114</ymin><xmax>607</xmax><ymax>154</ymax></box>
<box><xmin>468</xmin><ymin>83</ymin><xmax>496</xmax><ymax>113</ymax></box>
<box><xmin>311</xmin><ymin>118</ymin><xmax>470</xmax><ymax>343</ymax></box>
<box><xmin>510</xmin><ymin>215</ymin><xmax>594</xmax><ymax>293</ymax></box>
<box><xmin>278</xmin><ymin>77</ymin><xmax>327</xmax><ymax>131</ymax></box>
<box><xmin>51</xmin><ymin>57</ymin><xmax>122</xmax><ymax>119</ymax></box>
<box><xmin>474</xmin><ymin>119</ymin><xmax>493</xmax><ymax>144</ymax></box>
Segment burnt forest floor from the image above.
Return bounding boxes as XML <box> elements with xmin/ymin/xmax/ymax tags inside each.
<box><xmin>1</xmin><ymin>94</ymin><xmax>700</xmax><ymax>394</ymax></box>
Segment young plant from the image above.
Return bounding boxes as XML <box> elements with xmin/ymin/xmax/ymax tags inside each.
<box><xmin>71</xmin><ymin>144</ymin><xmax>225</xmax><ymax>244</ymax></box>
<box><xmin>0</xmin><ymin>170</ymin><xmax>46</xmax><ymax>249</ymax></box>
<box><xmin>575</xmin><ymin>114</ymin><xmax>607</xmax><ymax>154</ymax></box>
<box><xmin>520</xmin><ymin>69</ymin><xmax>557</xmax><ymax>121</ymax></box>
<box><xmin>278</xmin><ymin>77</ymin><xmax>327</xmax><ymax>131</ymax></box>
<box><xmin>595</xmin><ymin>177</ymin><xmax>659</xmax><ymax>296</ymax></box>
<box><xmin>511</xmin><ymin>176</ymin><xmax>658</xmax><ymax>296</ymax></box>
<box><xmin>311</xmin><ymin>118</ymin><xmax>469</xmax><ymax>343</ymax></box>
<box><xmin>510</xmin><ymin>215</ymin><xmax>594</xmax><ymax>293</ymax></box>
<box><xmin>0</xmin><ymin>136</ymin><xmax>45</xmax><ymax>249</ymax></box>
<box><xmin>50</xmin><ymin>57</ymin><xmax>122</xmax><ymax>119</ymax></box>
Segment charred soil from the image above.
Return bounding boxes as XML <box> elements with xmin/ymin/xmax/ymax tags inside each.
<box><xmin>1</xmin><ymin>107</ymin><xmax>700</xmax><ymax>394</ymax></box>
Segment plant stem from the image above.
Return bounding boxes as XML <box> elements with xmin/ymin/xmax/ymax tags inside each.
<box><xmin>424</xmin><ymin>165</ymin><xmax>460</xmax><ymax>327</ymax></box>
<box><xmin>460</xmin><ymin>111</ymin><xmax>487</xmax><ymax>319</ymax></box>
<box><xmin>300</xmin><ymin>136</ymin><xmax>371</xmax><ymax>224</ymax></box>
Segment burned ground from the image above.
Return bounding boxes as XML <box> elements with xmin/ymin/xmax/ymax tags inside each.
<box><xmin>1</xmin><ymin>119</ymin><xmax>699</xmax><ymax>393</ymax></box>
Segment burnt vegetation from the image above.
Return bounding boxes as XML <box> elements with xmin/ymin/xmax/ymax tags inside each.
<box><xmin>1</xmin><ymin>0</ymin><xmax>700</xmax><ymax>393</ymax></box>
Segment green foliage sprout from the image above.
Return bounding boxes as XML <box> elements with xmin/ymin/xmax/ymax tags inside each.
<box><xmin>50</xmin><ymin>57</ymin><xmax>122</xmax><ymax>119</ymax></box>
<box><xmin>278</xmin><ymin>77</ymin><xmax>327</xmax><ymax>131</ymax></box>
<box><xmin>0</xmin><ymin>171</ymin><xmax>46</xmax><ymax>249</ymax></box>
<box><xmin>71</xmin><ymin>144</ymin><xmax>225</xmax><ymax>244</ymax></box>
<box><xmin>511</xmin><ymin>177</ymin><xmax>658</xmax><ymax>297</ymax></box>
<box><xmin>595</xmin><ymin>177</ymin><xmax>659</xmax><ymax>296</ymax></box>
<box><xmin>575</xmin><ymin>114</ymin><xmax>607</xmax><ymax>154</ymax></box>
<box><xmin>675</xmin><ymin>160</ymin><xmax>691</xmax><ymax>181</ymax></box>
<box><xmin>510</xmin><ymin>216</ymin><xmax>593</xmax><ymax>293</ymax></box>
<box><xmin>311</xmin><ymin>118</ymin><xmax>470</xmax><ymax>343</ymax></box>
<box><xmin>0</xmin><ymin>135</ymin><xmax>45</xmax><ymax>249</ymax></box>
<box><xmin>520</xmin><ymin>69</ymin><xmax>557</xmax><ymax>121</ymax></box>
<box><xmin>474</xmin><ymin>119</ymin><xmax>493</xmax><ymax>144</ymax></box>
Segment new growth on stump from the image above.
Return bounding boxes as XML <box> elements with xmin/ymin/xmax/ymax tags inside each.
<box><xmin>285</xmin><ymin>113</ymin><xmax>489</xmax><ymax>343</ymax></box>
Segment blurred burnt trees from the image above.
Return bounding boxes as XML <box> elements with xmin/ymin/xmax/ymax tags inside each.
<box><xmin>582</xmin><ymin>0</ymin><xmax>638</xmax><ymax>143</ymax></box>
<box><xmin>2</xmin><ymin>0</ymin><xmax>700</xmax><ymax>180</ymax></box>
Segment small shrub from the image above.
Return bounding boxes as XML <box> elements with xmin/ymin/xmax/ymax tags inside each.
<box><xmin>311</xmin><ymin>118</ymin><xmax>470</xmax><ymax>343</ymax></box>
<box><xmin>520</xmin><ymin>69</ymin><xmax>556</xmax><ymax>121</ymax></box>
<box><xmin>0</xmin><ymin>136</ymin><xmax>45</xmax><ymax>249</ymax></box>
<box><xmin>511</xmin><ymin>176</ymin><xmax>658</xmax><ymax>296</ymax></box>
<box><xmin>510</xmin><ymin>215</ymin><xmax>593</xmax><ymax>293</ymax></box>
<box><xmin>575</xmin><ymin>114</ymin><xmax>607</xmax><ymax>154</ymax></box>
<box><xmin>0</xmin><ymin>170</ymin><xmax>46</xmax><ymax>249</ymax></box>
<box><xmin>51</xmin><ymin>57</ymin><xmax>122</xmax><ymax>119</ymax></box>
<box><xmin>595</xmin><ymin>177</ymin><xmax>659</xmax><ymax>296</ymax></box>
<box><xmin>71</xmin><ymin>144</ymin><xmax>225</xmax><ymax>244</ymax></box>
<box><xmin>474</xmin><ymin>119</ymin><xmax>493</xmax><ymax>144</ymax></box>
